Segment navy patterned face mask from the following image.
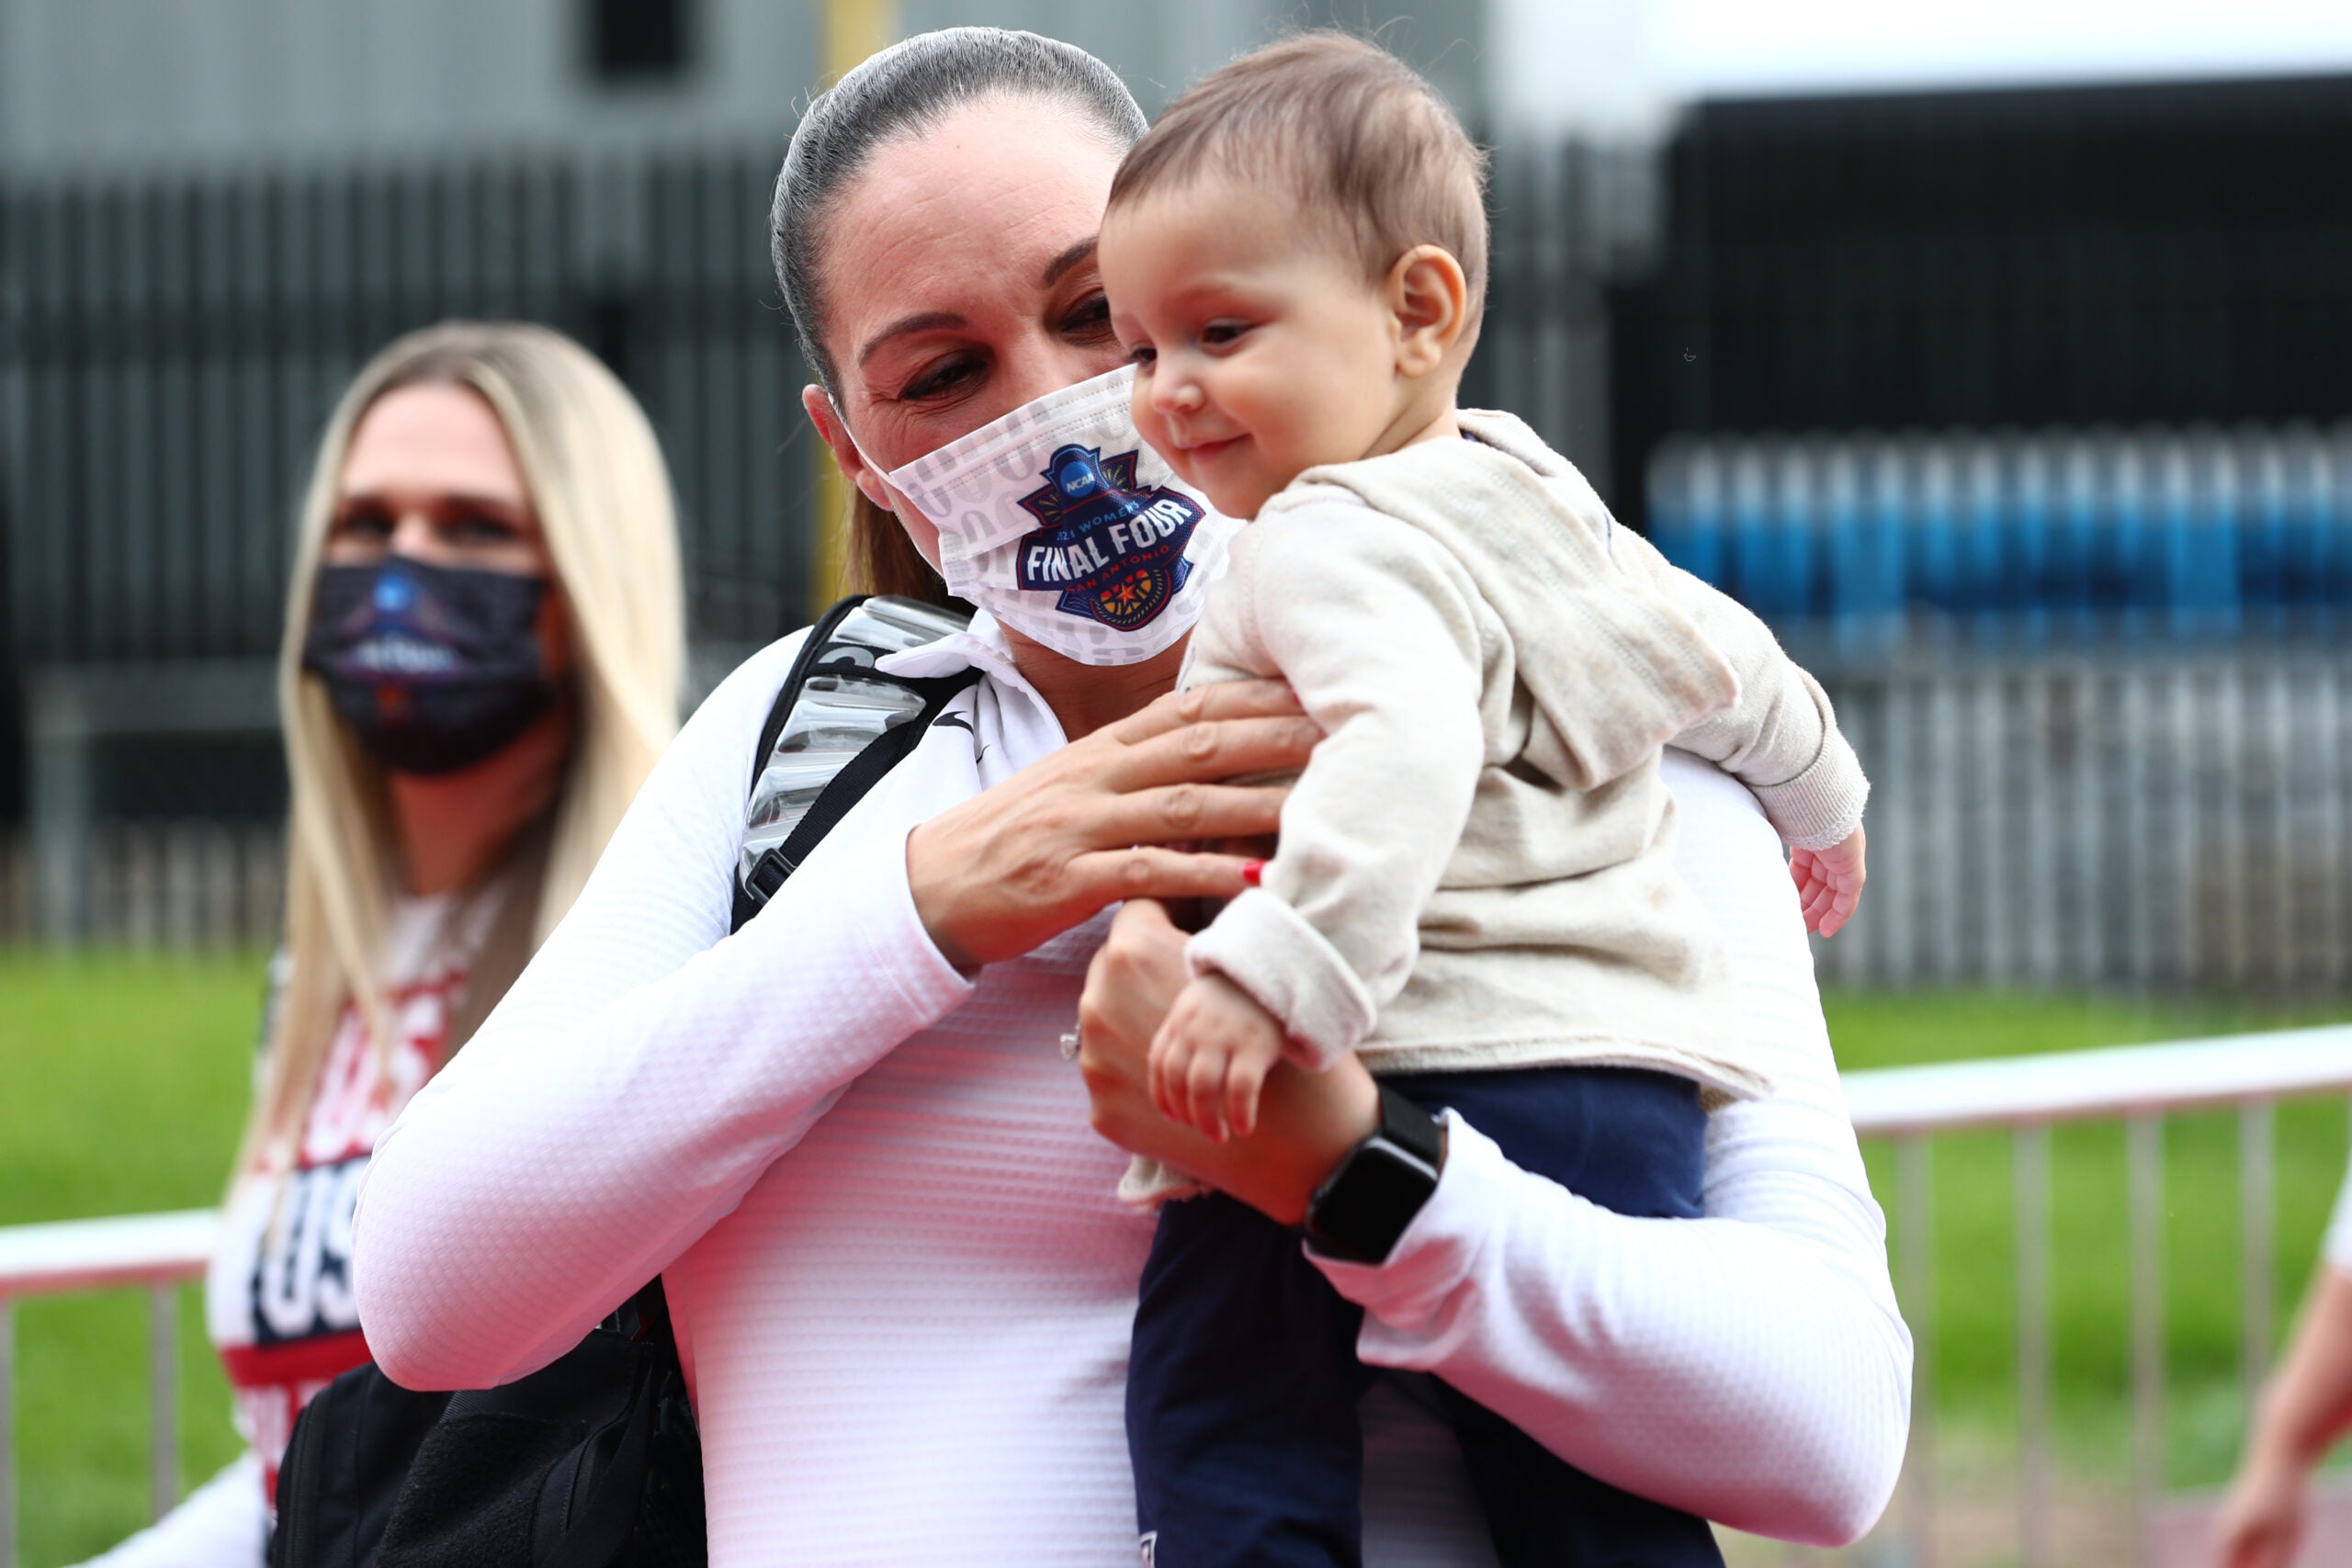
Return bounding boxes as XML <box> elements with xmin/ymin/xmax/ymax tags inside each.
<box><xmin>301</xmin><ymin>558</ymin><xmax>557</xmax><ymax>776</ymax></box>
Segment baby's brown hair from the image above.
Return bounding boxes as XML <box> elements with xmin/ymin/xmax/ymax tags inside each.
<box><xmin>1108</xmin><ymin>31</ymin><xmax>1488</xmax><ymax>334</ymax></box>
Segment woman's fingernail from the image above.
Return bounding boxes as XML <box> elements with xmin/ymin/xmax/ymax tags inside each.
<box><xmin>1241</xmin><ymin>860</ymin><xmax>1265</xmax><ymax>886</ymax></box>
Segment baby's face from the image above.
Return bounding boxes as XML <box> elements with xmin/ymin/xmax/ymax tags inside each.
<box><xmin>1101</xmin><ymin>175</ymin><xmax>1408</xmax><ymax>520</ymax></box>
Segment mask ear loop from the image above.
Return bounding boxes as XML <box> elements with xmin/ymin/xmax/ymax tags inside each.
<box><xmin>830</xmin><ymin>396</ymin><xmax>974</xmax><ymax>596</ymax></box>
<box><xmin>827</xmin><ymin>395</ymin><xmax>892</xmax><ymax>499</ymax></box>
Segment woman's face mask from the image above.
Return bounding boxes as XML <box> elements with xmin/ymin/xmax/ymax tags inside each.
<box><xmin>853</xmin><ymin>367</ymin><xmax>1239</xmax><ymax>666</ymax></box>
<box><xmin>301</xmin><ymin>556</ymin><xmax>559</xmax><ymax>776</ymax></box>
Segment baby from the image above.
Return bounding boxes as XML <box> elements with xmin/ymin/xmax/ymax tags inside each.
<box><xmin>1096</xmin><ymin>32</ymin><xmax>1870</xmax><ymax>1568</ymax></box>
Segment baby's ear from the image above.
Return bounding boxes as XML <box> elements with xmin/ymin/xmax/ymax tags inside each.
<box><xmin>1387</xmin><ymin>244</ymin><xmax>1471</xmax><ymax>378</ymax></box>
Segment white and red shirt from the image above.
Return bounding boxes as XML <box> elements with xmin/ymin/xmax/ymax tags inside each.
<box><xmin>205</xmin><ymin>896</ymin><xmax>479</xmax><ymax>1500</ymax></box>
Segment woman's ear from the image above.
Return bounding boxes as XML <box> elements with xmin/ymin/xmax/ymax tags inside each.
<box><xmin>802</xmin><ymin>384</ymin><xmax>897</xmax><ymax>513</ymax></box>
<box><xmin>1385</xmin><ymin>245</ymin><xmax>1470</xmax><ymax>380</ymax></box>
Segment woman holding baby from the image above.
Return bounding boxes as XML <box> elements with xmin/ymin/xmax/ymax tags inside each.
<box><xmin>354</xmin><ymin>27</ymin><xmax>1906</xmax><ymax>1567</ymax></box>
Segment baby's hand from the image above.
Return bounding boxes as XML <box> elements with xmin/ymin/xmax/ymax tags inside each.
<box><xmin>1790</xmin><ymin>822</ymin><xmax>1867</xmax><ymax>938</ymax></box>
<box><xmin>1148</xmin><ymin>974</ymin><xmax>1289</xmax><ymax>1142</ymax></box>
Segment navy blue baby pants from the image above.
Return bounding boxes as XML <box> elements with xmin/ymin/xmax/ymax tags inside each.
<box><xmin>1126</xmin><ymin>1066</ymin><xmax>1724</xmax><ymax>1568</ymax></box>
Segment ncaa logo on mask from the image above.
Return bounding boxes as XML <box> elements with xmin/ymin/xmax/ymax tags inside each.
<box><xmin>1013</xmin><ymin>444</ymin><xmax>1203</xmax><ymax>632</ymax></box>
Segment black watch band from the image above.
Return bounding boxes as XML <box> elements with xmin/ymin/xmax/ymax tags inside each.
<box><xmin>1300</xmin><ymin>1084</ymin><xmax>1447</xmax><ymax>1266</ymax></box>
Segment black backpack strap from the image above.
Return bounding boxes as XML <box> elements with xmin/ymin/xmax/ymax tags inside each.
<box><xmin>731</xmin><ymin>594</ymin><xmax>978</xmax><ymax>933</ymax></box>
<box><xmin>743</xmin><ymin>592</ymin><xmax>870</xmax><ymax>811</ymax></box>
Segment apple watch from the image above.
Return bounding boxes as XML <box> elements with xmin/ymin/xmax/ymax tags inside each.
<box><xmin>1299</xmin><ymin>1084</ymin><xmax>1447</xmax><ymax>1265</ymax></box>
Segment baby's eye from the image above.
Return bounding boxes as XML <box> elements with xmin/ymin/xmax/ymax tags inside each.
<box><xmin>1126</xmin><ymin>344</ymin><xmax>1158</xmax><ymax>369</ymax></box>
<box><xmin>1199</xmin><ymin>321</ymin><xmax>1252</xmax><ymax>350</ymax></box>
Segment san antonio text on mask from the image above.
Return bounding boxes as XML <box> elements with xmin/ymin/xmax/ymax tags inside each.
<box><xmin>1012</xmin><ymin>444</ymin><xmax>1204</xmax><ymax>631</ymax></box>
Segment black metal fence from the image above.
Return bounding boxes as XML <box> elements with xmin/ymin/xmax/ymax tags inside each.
<box><xmin>0</xmin><ymin>151</ymin><xmax>820</xmax><ymax>672</ymax></box>
<box><xmin>0</xmin><ymin>150</ymin><xmax>844</xmax><ymax>833</ymax></box>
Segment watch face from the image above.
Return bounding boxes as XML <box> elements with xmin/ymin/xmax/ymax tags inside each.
<box><xmin>1312</xmin><ymin>1139</ymin><xmax>1441</xmax><ymax>1265</ymax></box>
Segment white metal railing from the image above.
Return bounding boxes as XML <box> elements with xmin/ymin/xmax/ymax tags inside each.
<box><xmin>0</xmin><ymin>1210</ymin><xmax>217</xmax><ymax>1568</ymax></box>
<box><xmin>1843</xmin><ymin>1022</ymin><xmax>2352</xmax><ymax>1567</ymax></box>
<box><xmin>4</xmin><ymin>1030</ymin><xmax>2351</xmax><ymax>1567</ymax></box>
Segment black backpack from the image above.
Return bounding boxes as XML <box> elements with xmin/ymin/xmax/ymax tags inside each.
<box><xmin>270</xmin><ymin>594</ymin><xmax>978</xmax><ymax>1568</ymax></box>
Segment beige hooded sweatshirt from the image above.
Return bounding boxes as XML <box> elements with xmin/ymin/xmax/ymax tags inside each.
<box><xmin>1175</xmin><ymin>407</ymin><xmax>1866</xmax><ymax>1108</ymax></box>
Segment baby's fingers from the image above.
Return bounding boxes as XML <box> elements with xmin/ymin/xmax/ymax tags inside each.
<box><xmin>1226</xmin><ymin>1055</ymin><xmax>1269</xmax><ymax>1141</ymax></box>
<box><xmin>1790</xmin><ymin>863</ymin><xmax>1825</xmax><ymax>931</ymax></box>
<box><xmin>1148</xmin><ymin>1024</ymin><xmax>1188</xmax><ymax>1124</ymax></box>
<box><xmin>1184</xmin><ymin>1046</ymin><xmax>1233</xmax><ymax>1142</ymax></box>
<box><xmin>1817</xmin><ymin>876</ymin><xmax>1864</xmax><ymax>938</ymax></box>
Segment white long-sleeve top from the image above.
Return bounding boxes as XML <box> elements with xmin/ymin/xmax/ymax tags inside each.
<box><xmin>353</xmin><ymin>613</ymin><xmax>1911</xmax><ymax>1562</ymax></box>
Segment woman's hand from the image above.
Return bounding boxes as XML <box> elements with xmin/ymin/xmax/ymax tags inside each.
<box><xmin>907</xmin><ymin>680</ymin><xmax>1316</xmax><ymax>969</ymax></box>
<box><xmin>2212</xmin><ymin>1448</ymin><xmax>2310</xmax><ymax>1568</ymax></box>
<box><xmin>1078</xmin><ymin>898</ymin><xmax>1379</xmax><ymax>1224</ymax></box>
<box><xmin>2213</xmin><ymin>1268</ymin><xmax>2352</xmax><ymax>1567</ymax></box>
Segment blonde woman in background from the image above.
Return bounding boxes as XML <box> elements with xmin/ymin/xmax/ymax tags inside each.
<box><xmin>81</xmin><ymin>321</ymin><xmax>684</xmax><ymax>1567</ymax></box>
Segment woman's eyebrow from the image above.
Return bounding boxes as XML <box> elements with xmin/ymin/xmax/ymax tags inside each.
<box><xmin>1039</xmin><ymin>235</ymin><xmax>1098</xmax><ymax>288</ymax></box>
<box><xmin>857</xmin><ymin>310</ymin><xmax>967</xmax><ymax>368</ymax></box>
<box><xmin>429</xmin><ymin>491</ymin><xmax>531</xmax><ymax>517</ymax></box>
<box><xmin>335</xmin><ymin>487</ymin><xmax>527</xmax><ymax>516</ymax></box>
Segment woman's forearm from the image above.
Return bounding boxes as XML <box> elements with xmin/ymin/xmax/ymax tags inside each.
<box><xmin>354</xmin><ymin>638</ymin><xmax>973</xmax><ymax>1390</ymax></box>
<box><xmin>2248</xmin><ymin>1267</ymin><xmax>2352</xmax><ymax>1471</ymax></box>
<box><xmin>356</xmin><ymin>829</ymin><xmax>967</xmax><ymax>1389</ymax></box>
<box><xmin>1318</xmin><ymin>1099</ymin><xmax>1909</xmax><ymax>1546</ymax></box>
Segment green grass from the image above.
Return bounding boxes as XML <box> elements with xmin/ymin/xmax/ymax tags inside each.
<box><xmin>3</xmin><ymin>956</ymin><xmax>2349</xmax><ymax>1563</ymax></box>
<box><xmin>2</xmin><ymin>952</ymin><xmax>261</xmax><ymax>1567</ymax></box>
<box><xmin>1828</xmin><ymin>992</ymin><xmax>2352</xmax><ymax>1490</ymax></box>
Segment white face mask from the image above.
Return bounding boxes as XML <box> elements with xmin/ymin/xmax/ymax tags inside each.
<box><xmin>850</xmin><ymin>367</ymin><xmax>1238</xmax><ymax>666</ymax></box>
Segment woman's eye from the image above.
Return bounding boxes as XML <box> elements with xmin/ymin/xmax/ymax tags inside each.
<box><xmin>899</xmin><ymin>354</ymin><xmax>981</xmax><ymax>403</ymax></box>
<box><xmin>447</xmin><ymin>513</ymin><xmax>519</xmax><ymax>545</ymax></box>
<box><xmin>331</xmin><ymin>507</ymin><xmax>393</xmax><ymax>541</ymax></box>
<box><xmin>1060</xmin><ymin>292</ymin><xmax>1114</xmax><ymax>341</ymax></box>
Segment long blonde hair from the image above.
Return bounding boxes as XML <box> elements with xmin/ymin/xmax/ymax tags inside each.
<box><xmin>239</xmin><ymin>321</ymin><xmax>686</xmax><ymax>1172</ymax></box>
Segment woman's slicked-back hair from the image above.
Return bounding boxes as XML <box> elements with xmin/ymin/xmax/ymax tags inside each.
<box><xmin>771</xmin><ymin>27</ymin><xmax>1147</xmax><ymax>395</ymax></box>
